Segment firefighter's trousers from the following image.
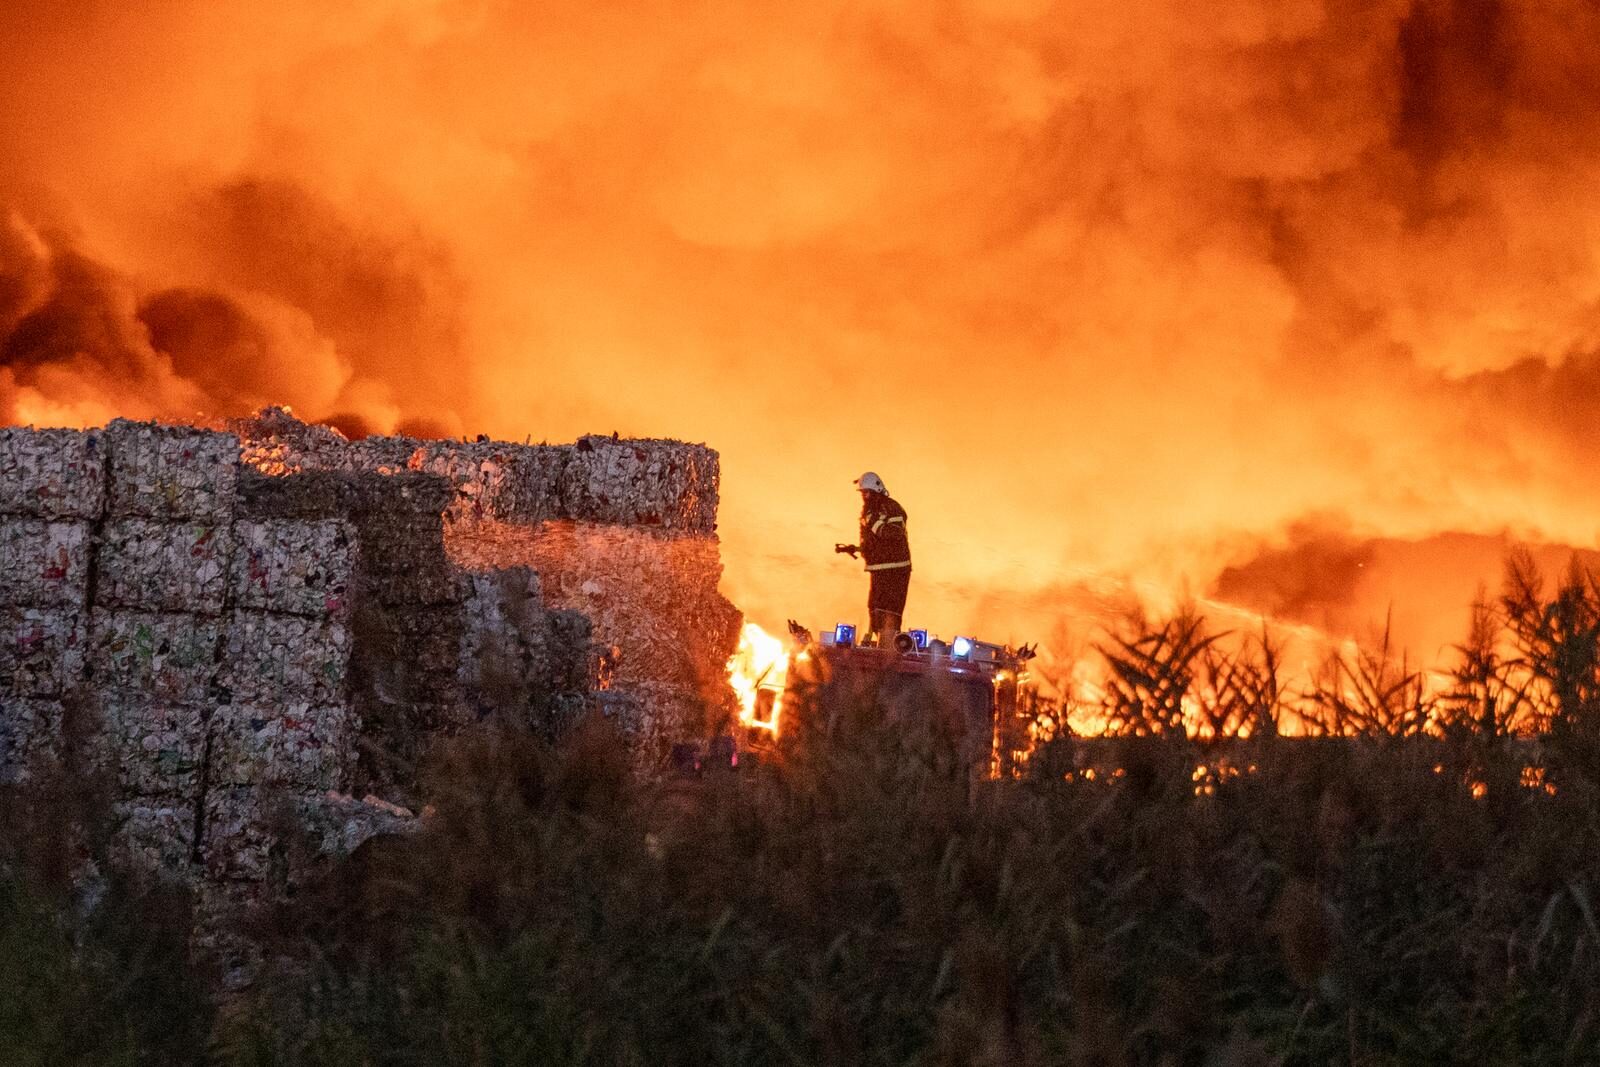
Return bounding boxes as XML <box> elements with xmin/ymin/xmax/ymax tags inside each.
<box><xmin>868</xmin><ymin>565</ymin><xmax>910</xmax><ymax>639</ymax></box>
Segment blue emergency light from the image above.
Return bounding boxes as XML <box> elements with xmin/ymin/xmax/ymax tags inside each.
<box><xmin>834</xmin><ymin>623</ymin><xmax>857</xmax><ymax>649</ymax></box>
<box><xmin>908</xmin><ymin>629</ymin><xmax>929</xmax><ymax>650</ymax></box>
<box><xmin>951</xmin><ymin>636</ymin><xmax>973</xmax><ymax>660</ymax></box>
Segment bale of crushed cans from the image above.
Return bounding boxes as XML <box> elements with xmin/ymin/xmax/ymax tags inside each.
<box><xmin>0</xmin><ymin>519</ymin><xmax>92</xmax><ymax>607</ymax></box>
<box><xmin>111</xmin><ymin>799</ymin><xmax>198</xmax><ymax>875</ymax></box>
<box><xmin>2</xmin><ymin>407</ymin><xmax>743</xmax><ymax>924</ymax></box>
<box><xmin>0</xmin><ymin>426</ymin><xmax>106</xmax><ymax>519</ymax></box>
<box><xmin>230</xmin><ymin>408</ymin><xmax>719</xmax><ymax>533</ymax></box>
<box><xmin>459</xmin><ymin>567</ymin><xmax>595</xmax><ymax>728</ymax></box>
<box><xmin>235</xmin><ymin>469</ymin><xmax>456</xmax><ymax>610</ymax></box>
<box><xmin>105</xmin><ymin>420</ymin><xmax>238</xmax><ymax>520</ymax></box>
<box><xmin>201</xmin><ymin>786</ymin><xmax>291</xmax><ymax>881</ymax></box>
<box><xmin>200</xmin><ymin>786</ymin><xmax>417</xmax><ymax>885</ymax></box>
<box><xmin>235</xmin><ymin>466</ymin><xmax>453</xmax><ymax>522</ymax></box>
<box><xmin>451</xmin><ymin>519</ymin><xmax>740</xmax><ymax>692</ymax></box>
<box><xmin>207</xmin><ymin>702</ymin><xmax>356</xmax><ymax>792</ymax></box>
<box><xmin>2</xmin><ymin>605</ymin><xmax>87</xmax><ymax>697</ymax></box>
<box><xmin>0</xmin><ymin>697</ymin><xmax>60</xmax><ymax>785</ymax></box>
<box><xmin>559</xmin><ymin>435</ymin><xmax>719</xmax><ymax>532</ymax></box>
<box><xmin>95</xmin><ymin>519</ymin><xmax>233</xmax><ymax>614</ymax></box>
<box><xmin>100</xmin><ymin>697</ymin><xmax>208</xmax><ymax>797</ymax></box>
<box><xmin>223</xmin><ymin>612</ymin><xmax>352</xmax><ymax>706</ymax></box>
<box><xmin>230</xmin><ymin>518</ymin><xmax>357</xmax><ymax>618</ymax></box>
<box><xmin>89</xmin><ymin>610</ymin><xmax>225</xmax><ymax>705</ymax></box>
<box><xmin>398</xmin><ymin>440</ymin><xmax>568</xmax><ymax>524</ymax></box>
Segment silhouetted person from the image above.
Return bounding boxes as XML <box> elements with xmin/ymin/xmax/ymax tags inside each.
<box><xmin>835</xmin><ymin>471</ymin><xmax>911</xmax><ymax>643</ymax></box>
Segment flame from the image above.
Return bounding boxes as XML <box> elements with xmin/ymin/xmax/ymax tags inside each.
<box><xmin>727</xmin><ymin>622</ymin><xmax>791</xmax><ymax>735</ymax></box>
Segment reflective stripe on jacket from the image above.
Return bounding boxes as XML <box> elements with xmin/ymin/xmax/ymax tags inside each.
<box><xmin>860</xmin><ymin>494</ymin><xmax>911</xmax><ymax>570</ymax></box>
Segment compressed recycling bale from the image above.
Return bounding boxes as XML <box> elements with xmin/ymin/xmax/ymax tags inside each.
<box><xmin>400</xmin><ymin>441</ymin><xmax>568</xmax><ymax>524</ymax></box>
<box><xmin>459</xmin><ymin>568</ymin><xmax>542</xmax><ymax>691</ymax></box>
<box><xmin>0</xmin><ymin>426</ymin><xmax>106</xmax><ymax>519</ymax></box>
<box><xmin>450</xmin><ymin>520</ymin><xmax>740</xmax><ymax>691</ymax></box>
<box><xmin>101</xmin><ymin>699</ymin><xmax>207</xmax><ymax>797</ymax></box>
<box><xmin>354</xmin><ymin>514</ymin><xmax>448</xmax><ymax>568</ymax></box>
<box><xmin>1</xmin><ymin>605</ymin><xmax>86</xmax><ymax>697</ymax></box>
<box><xmin>0</xmin><ymin>698</ymin><xmax>60</xmax><ymax>784</ymax></box>
<box><xmin>548</xmin><ymin>609</ymin><xmax>595</xmax><ymax>691</ymax></box>
<box><xmin>89</xmin><ymin>611</ymin><xmax>224</xmax><ymax>705</ymax></box>
<box><xmin>105</xmin><ymin>419</ymin><xmax>238</xmax><ymax>519</ymax></box>
<box><xmin>111</xmin><ymin>800</ymin><xmax>197</xmax><ymax>875</ymax></box>
<box><xmin>230</xmin><ymin>405</ymin><xmax>357</xmax><ymax>476</ymax></box>
<box><xmin>236</xmin><ymin>468</ymin><xmax>453</xmax><ymax>522</ymax></box>
<box><xmin>95</xmin><ymin>519</ymin><xmax>233</xmax><ymax>614</ymax></box>
<box><xmin>201</xmin><ymin>786</ymin><xmax>290</xmax><ymax>882</ymax></box>
<box><xmin>200</xmin><ymin>786</ymin><xmax>414</xmax><ymax>886</ymax></box>
<box><xmin>622</xmin><ymin>681</ymin><xmax>714</xmax><ymax>761</ymax></box>
<box><xmin>223</xmin><ymin>612</ymin><xmax>351</xmax><ymax>705</ymax></box>
<box><xmin>0</xmin><ymin>519</ymin><xmax>92</xmax><ymax>607</ymax></box>
<box><xmin>355</xmin><ymin>605</ymin><xmax>463</xmax><ymax>718</ymax></box>
<box><xmin>361</xmin><ymin>564</ymin><xmax>462</xmax><ymax>608</ymax></box>
<box><xmin>208</xmin><ymin>702</ymin><xmax>356</xmax><ymax>791</ymax></box>
<box><xmin>230</xmin><ymin>519</ymin><xmax>356</xmax><ymax>618</ymax></box>
<box><xmin>233</xmin><ymin>408</ymin><xmax>565</xmax><ymax>523</ymax></box>
<box><xmin>559</xmin><ymin>436</ymin><xmax>718</xmax><ymax>531</ymax></box>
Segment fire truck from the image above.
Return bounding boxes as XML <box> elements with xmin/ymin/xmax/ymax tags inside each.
<box><xmin>737</xmin><ymin>622</ymin><xmax>1037</xmax><ymax>776</ymax></box>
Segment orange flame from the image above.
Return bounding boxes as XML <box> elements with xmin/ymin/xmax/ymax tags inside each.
<box><xmin>727</xmin><ymin>622</ymin><xmax>791</xmax><ymax>735</ymax></box>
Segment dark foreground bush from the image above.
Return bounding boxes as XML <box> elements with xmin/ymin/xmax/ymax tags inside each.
<box><xmin>0</xmin><ymin>709</ymin><xmax>215</xmax><ymax>1067</ymax></box>
<box><xmin>210</xmin><ymin>697</ymin><xmax>1600</xmax><ymax>1067</ymax></box>
<box><xmin>12</xmin><ymin>553</ymin><xmax>1600</xmax><ymax>1064</ymax></box>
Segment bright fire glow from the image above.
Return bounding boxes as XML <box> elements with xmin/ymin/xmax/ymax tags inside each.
<box><xmin>7</xmin><ymin>3</ymin><xmax>1600</xmax><ymax>687</ymax></box>
<box><xmin>727</xmin><ymin>622</ymin><xmax>791</xmax><ymax>735</ymax></box>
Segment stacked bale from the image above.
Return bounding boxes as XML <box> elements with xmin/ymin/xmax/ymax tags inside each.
<box><xmin>230</xmin><ymin>408</ymin><xmax>720</xmax><ymax>531</ymax></box>
<box><xmin>0</xmin><ymin>427</ymin><xmax>104</xmax><ymax>783</ymax></box>
<box><xmin>231</xmin><ymin>408</ymin><xmax>736</xmax><ymax>766</ymax></box>
<box><xmin>448</xmin><ymin>519</ymin><xmax>742</xmax><ymax>761</ymax></box>
<box><xmin>560</xmin><ymin>435</ymin><xmax>719</xmax><ymax>532</ymax></box>
<box><xmin>202</xmin><ymin>510</ymin><xmax>361</xmax><ymax>882</ymax></box>
<box><xmin>94</xmin><ymin>420</ymin><xmax>239</xmax><ymax>869</ymax></box>
<box><xmin>400</xmin><ymin>440</ymin><xmax>569</xmax><ymax>524</ymax></box>
<box><xmin>236</xmin><ymin>469</ymin><xmax>460</xmax><ymax>795</ymax></box>
<box><xmin>459</xmin><ymin>567</ymin><xmax>593</xmax><ymax>735</ymax></box>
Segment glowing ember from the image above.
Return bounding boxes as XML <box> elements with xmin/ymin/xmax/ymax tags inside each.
<box><xmin>727</xmin><ymin>622</ymin><xmax>791</xmax><ymax>735</ymax></box>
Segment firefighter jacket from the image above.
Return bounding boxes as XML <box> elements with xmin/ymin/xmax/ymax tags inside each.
<box><xmin>860</xmin><ymin>494</ymin><xmax>911</xmax><ymax>571</ymax></box>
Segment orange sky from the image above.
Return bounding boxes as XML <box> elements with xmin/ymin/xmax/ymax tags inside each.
<box><xmin>3</xmin><ymin>0</ymin><xmax>1600</xmax><ymax>660</ymax></box>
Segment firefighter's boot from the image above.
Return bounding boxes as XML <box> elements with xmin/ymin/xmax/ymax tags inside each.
<box><xmin>870</xmin><ymin>609</ymin><xmax>902</xmax><ymax>647</ymax></box>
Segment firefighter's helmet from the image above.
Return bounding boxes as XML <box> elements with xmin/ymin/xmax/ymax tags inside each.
<box><xmin>855</xmin><ymin>471</ymin><xmax>887</xmax><ymax>494</ymax></box>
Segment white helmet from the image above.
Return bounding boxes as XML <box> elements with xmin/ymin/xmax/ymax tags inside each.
<box><xmin>855</xmin><ymin>471</ymin><xmax>887</xmax><ymax>494</ymax></box>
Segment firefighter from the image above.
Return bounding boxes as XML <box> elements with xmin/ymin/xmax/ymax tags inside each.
<box><xmin>834</xmin><ymin>471</ymin><xmax>911</xmax><ymax>643</ymax></box>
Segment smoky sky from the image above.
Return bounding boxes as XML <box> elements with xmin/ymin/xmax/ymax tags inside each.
<box><xmin>3</xmin><ymin>0</ymin><xmax>1600</xmax><ymax>648</ymax></box>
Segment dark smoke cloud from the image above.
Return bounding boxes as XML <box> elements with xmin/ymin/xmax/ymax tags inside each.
<box><xmin>0</xmin><ymin>212</ymin><xmax>199</xmax><ymax>425</ymax></box>
<box><xmin>0</xmin><ymin>183</ymin><xmax>469</xmax><ymax>433</ymax></box>
<box><xmin>168</xmin><ymin>179</ymin><xmax>471</xmax><ymax>429</ymax></box>
<box><xmin>1214</xmin><ymin>522</ymin><xmax>1600</xmax><ymax>661</ymax></box>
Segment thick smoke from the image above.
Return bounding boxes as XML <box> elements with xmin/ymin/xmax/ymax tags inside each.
<box><xmin>0</xmin><ymin>209</ymin><xmax>404</xmax><ymax>431</ymax></box>
<box><xmin>3</xmin><ymin>0</ymin><xmax>1600</xmax><ymax>650</ymax></box>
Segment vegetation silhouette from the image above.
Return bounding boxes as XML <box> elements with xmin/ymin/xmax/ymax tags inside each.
<box><xmin>4</xmin><ymin>554</ymin><xmax>1600</xmax><ymax>1064</ymax></box>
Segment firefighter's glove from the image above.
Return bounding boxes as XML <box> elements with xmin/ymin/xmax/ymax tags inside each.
<box><xmin>834</xmin><ymin>543</ymin><xmax>860</xmax><ymax>559</ymax></box>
